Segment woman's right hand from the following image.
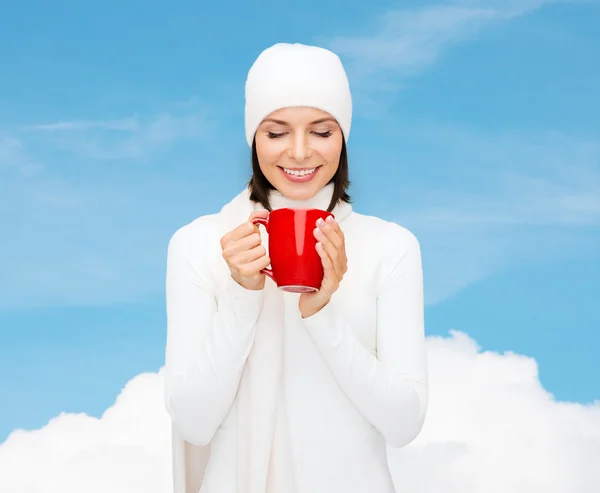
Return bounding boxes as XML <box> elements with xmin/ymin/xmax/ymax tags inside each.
<box><xmin>220</xmin><ymin>210</ymin><xmax>270</xmax><ymax>290</ymax></box>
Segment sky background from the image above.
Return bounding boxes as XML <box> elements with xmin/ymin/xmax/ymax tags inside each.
<box><xmin>0</xmin><ymin>0</ymin><xmax>599</xmax><ymax>491</ymax></box>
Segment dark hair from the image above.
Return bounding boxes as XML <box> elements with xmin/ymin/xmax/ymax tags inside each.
<box><xmin>248</xmin><ymin>136</ymin><xmax>351</xmax><ymax>212</ymax></box>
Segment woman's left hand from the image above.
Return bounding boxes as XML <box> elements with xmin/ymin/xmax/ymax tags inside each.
<box><xmin>299</xmin><ymin>215</ymin><xmax>347</xmax><ymax>319</ymax></box>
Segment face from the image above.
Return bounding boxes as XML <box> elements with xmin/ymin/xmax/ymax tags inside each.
<box><xmin>254</xmin><ymin>106</ymin><xmax>343</xmax><ymax>202</ymax></box>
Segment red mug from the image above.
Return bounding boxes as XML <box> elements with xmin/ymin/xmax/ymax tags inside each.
<box><xmin>252</xmin><ymin>208</ymin><xmax>334</xmax><ymax>293</ymax></box>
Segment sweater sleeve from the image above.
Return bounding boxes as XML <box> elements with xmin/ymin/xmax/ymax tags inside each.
<box><xmin>164</xmin><ymin>224</ymin><xmax>264</xmax><ymax>446</ymax></box>
<box><xmin>301</xmin><ymin>226</ymin><xmax>428</xmax><ymax>448</ymax></box>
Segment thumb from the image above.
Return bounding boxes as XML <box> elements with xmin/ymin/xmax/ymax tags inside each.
<box><xmin>249</xmin><ymin>209</ymin><xmax>269</xmax><ymax>221</ymax></box>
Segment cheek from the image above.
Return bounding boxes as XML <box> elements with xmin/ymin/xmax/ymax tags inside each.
<box><xmin>256</xmin><ymin>136</ymin><xmax>285</xmax><ymax>165</ymax></box>
<box><xmin>316</xmin><ymin>137</ymin><xmax>343</xmax><ymax>164</ymax></box>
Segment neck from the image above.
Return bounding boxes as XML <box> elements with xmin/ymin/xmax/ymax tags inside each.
<box><xmin>268</xmin><ymin>183</ymin><xmax>334</xmax><ymax>212</ymax></box>
<box><xmin>252</xmin><ymin>183</ymin><xmax>353</xmax><ymax>223</ymax></box>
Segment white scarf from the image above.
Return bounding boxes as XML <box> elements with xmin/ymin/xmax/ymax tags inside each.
<box><xmin>171</xmin><ymin>183</ymin><xmax>353</xmax><ymax>493</ymax></box>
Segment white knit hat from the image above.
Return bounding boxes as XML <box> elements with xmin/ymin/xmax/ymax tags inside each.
<box><xmin>244</xmin><ymin>42</ymin><xmax>352</xmax><ymax>147</ymax></box>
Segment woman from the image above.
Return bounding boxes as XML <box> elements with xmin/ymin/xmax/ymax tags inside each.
<box><xmin>164</xmin><ymin>42</ymin><xmax>428</xmax><ymax>493</ymax></box>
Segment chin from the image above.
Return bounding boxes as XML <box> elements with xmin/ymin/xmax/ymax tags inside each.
<box><xmin>275</xmin><ymin>182</ymin><xmax>322</xmax><ymax>202</ymax></box>
<box><xmin>263</xmin><ymin>164</ymin><xmax>336</xmax><ymax>202</ymax></box>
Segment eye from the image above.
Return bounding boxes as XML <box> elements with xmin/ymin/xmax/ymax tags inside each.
<box><xmin>313</xmin><ymin>131</ymin><xmax>333</xmax><ymax>138</ymax></box>
<box><xmin>267</xmin><ymin>131</ymin><xmax>286</xmax><ymax>139</ymax></box>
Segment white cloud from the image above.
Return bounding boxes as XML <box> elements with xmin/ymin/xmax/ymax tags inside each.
<box><xmin>329</xmin><ymin>5</ymin><xmax>495</xmax><ymax>78</ymax></box>
<box><xmin>0</xmin><ymin>372</ymin><xmax>173</xmax><ymax>493</ymax></box>
<box><xmin>388</xmin><ymin>331</ymin><xmax>600</xmax><ymax>492</ymax></box>
<box><xmin>399</xmin><ymin>130</ymin><xmax>600</xmax><ymax>231</ymax></box>
<box><xmin>323</xmin><ymin>0</ymin><xmax>579</xmax><ymax>117</ymax></box>
<box><xmin>328</xmin><ymin>0</ymin><xmax>569</xmax><ymax>78</ymax></box>
<box><xmin>319</xmin><ymin>0</ymin><xmax>600</xmax><ymax>303</ymax></box>
<box><xmin>0</xmin><ymin>96</ymin><xmax>216</xmax><ymax>308</ymax></box>
<box><xmin>0</xmin><ymin>134</ymin><xmax>25</xmax><ymax>166</ymax></box>
<box><xmin>0</xmin><ymin>134</ymin><xmax>41</xmax><ymax>175</ymax></box>
<box><xmin>400</xmin><ymin>129</ymin><xmax>600</xmax><ymax>227</ymax></box>
<box><xmin>26</xmin><ymin>118</ymin><xmax>140</xmax><ymax>133</ymax></box>
<box><xmin>22</xmin><ymin>99</ymin><xmax>211</xmax><ymax>161</ymax></box>
<box><xmin>1</xmin><ymin>332</ymin><xmax>599</xmax><ymax>492</ymax></box>
<box><xmin>379</xmin><ymin>126</ymin><xmax>600</xmax><ymax>304</ymax></box>
<box><xmin>0</xmin><ymin>170</ymin><xmax>204</xmax><ymax>308</ymax></box>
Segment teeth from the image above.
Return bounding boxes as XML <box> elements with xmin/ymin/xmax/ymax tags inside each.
<box><xmin>283</xmin><ymin>167</ymin><xmax>317</xmax><ymax>177</ymax></box>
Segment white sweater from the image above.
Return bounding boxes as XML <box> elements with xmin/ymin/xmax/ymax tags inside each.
<box><xmin>164</xmin><ymin>184</ymin><xmax>428</xmax><ymax>493</ymax></box>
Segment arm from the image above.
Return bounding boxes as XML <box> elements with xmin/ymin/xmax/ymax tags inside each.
<box><xmin>164</xmin><ymin>224</ymin><xmax>264</xmax><ymax>446</ymax></box>
<box><xmin>302</xmin><ymin>227</ymin><xmax>428</xmax><ymax>448</ymax></box>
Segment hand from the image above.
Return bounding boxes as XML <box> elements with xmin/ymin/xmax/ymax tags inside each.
<box><xmin>299</xmin><ymin>215</ymin><xmax>347</xmax><ymax>318</ymax></box>
<box><xmin>220</xmin><ymin>210</ymin><xmax>270</xmax><ymax>290</ymax></box>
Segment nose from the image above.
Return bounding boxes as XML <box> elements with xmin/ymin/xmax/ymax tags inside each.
<box><xmin>287</xmin><ymin>132</ymin><xmax>312</xmax><ymax>163</ymax></box>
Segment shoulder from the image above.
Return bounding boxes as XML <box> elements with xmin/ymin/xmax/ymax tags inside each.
<box><xmin>165</xmin><ymin>213</ymin><xmax>226</xmax><ymax>291</ymax></box>
<box><xmin>347</xmin><ymin>211</ymin><xmax>420</xmax><ymax>256</ymax></box>
<box><xmin>346</xmin><ymin>211</ymin><xmax>422</xmax><ymax>291</ymax></box>
<box><xmin>168</xmin><ymin>187</ymin><xmax>252</xmax><ymax>253</ymax></box>
<box><xmin>167</xmin><ymin>213</ymin><xmax>221</xmax><ymax>258</ymax></box>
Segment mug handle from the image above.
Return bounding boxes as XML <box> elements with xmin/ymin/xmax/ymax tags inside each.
<box><xmin>251</xmin><ymin>217</ymin><xmax>275</xmax><ymax>282</ymax></box>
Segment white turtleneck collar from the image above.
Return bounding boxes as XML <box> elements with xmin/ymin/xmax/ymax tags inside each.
<box><xmin>253</xmin><ymin>183</ymin><xmax>353</xmax><ymax>223</ymax></box>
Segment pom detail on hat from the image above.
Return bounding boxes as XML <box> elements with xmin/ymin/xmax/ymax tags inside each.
<box><xmin>244</xmin><ymin>43</ymin><xmax>352</xmax><ymax>147</ymax></box>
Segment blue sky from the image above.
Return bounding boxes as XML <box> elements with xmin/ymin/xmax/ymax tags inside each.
<box><xmin>1</xmin><ymin>0</ymin><xmax>599</xmax><ymax>442</ymax></box>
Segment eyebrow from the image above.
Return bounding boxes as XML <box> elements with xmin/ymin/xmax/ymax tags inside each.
<box><xmin>262</xmin><ymin>117</ymin><xmax>337</xmax><ymax>125</ymax></box>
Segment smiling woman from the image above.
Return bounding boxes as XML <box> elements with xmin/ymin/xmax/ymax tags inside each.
<box><xmin>257</xmin><ymin>109</ymin><xmax>341</xmax><ymax>190</ymax></box>
<box><xmin>251</xmin><ymin>107</ymin><xmax>349</xmax><ymax>208</ymax></box>
<box><xmin>164</xmin><ymin>42</ymin><xmax>428</xmax><ymax>493</ymax></box>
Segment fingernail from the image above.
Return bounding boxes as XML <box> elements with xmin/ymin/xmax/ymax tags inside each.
<box><xmin>317</xmin><ymin>218</ymin><xmax>325</xmax><ymax>228</ymax></box>
<box><xmin>326</xmin><ymin>216</ymin><xmax>335</xmax><ymax>224</ymax></box>
<box><xmin>314</xmin><ymin>227</ymin><xmax>322</xmax><ymax>237</ymax></box>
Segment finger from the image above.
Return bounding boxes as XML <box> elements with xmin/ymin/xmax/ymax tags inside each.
<box><xmin>222</xmin><ymin>221</ymin><xmax>256</xmax><ymax>245</ymax></box>
<box><xmin>321</xmin><ymin>218</ymin><xmax>347</xmax><ymax>268</ymax></box>
<box><xmin>223</xmin><ymin>232</ymin><xmax>262</xmax><ymax>257</ymax></box>
<box><xmin>316</xmin><ymin>242</ymin><xmax>339</xmax><ymax>292</ymax></box>
<box><xmin>249</xmin><ymin>209</ymin><xmax>269</xmax><ymax>221</ymax></box>
<box><xmin>222</xmin><ymin>210</ymin><xmax>269</xmax><ymax>245</ymax></box>
<box><xmin>239</xmin><ymin>254</ymin><xmax>271</xmax><ymax>276</ymax></box>
<box><xmin>329</xmin><ymin>219</ymin><xmax>348</xmax><ymax>273</ymax></box>
<box><xmin>314</xmin><ymin>227</ymin><xmax>344</xmax><ymax>278</ymax></box>
<box><xmin>326</xmin><ymin>216</ymin><xmax>346</xmax><ymax>252</ymax></box>
<box><xmin>316</xmin><ymin>217</ymin><xmax>345</xmax><ymax>254</ymax></box>
<box><xmin>315</xmin><ymin>227</ymin><xmax>344</xmax><ymax>278</ymax></box>
<box><xmin>248</xmin><ymin>210</ymin><xmax>269</xmax><ymax>235</ymax></box>
<box><xmin>231</xmin><ymin>244</ymin><xmax>267</xmax><ymax>265</ymax></box>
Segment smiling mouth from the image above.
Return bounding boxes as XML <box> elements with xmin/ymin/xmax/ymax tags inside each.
<box><xmin>280</xmin><ymin>165</ymin><xmax>322</xmax><ymax>177</ymax></box>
